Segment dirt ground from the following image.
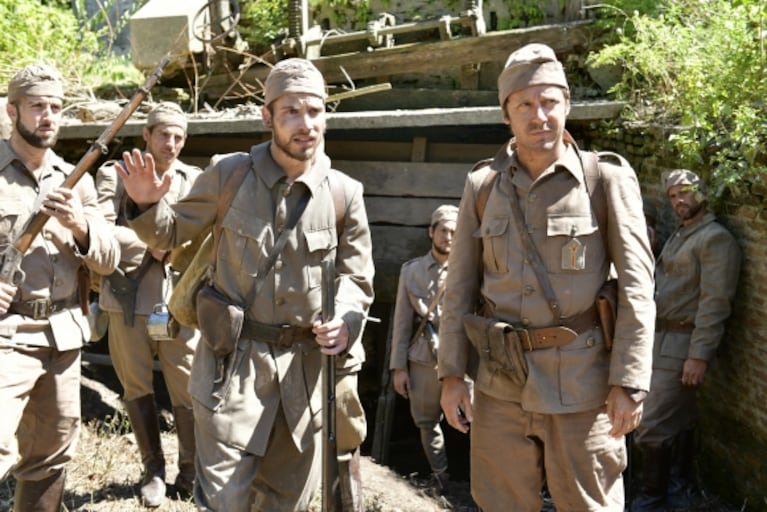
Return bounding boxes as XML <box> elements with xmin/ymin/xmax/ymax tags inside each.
<box><xmin>0</xmin><ymin>363</ymin><xmax>743</xmax><ymax>512</ymax></box>
<box><xmin>0</xmin><ymin>366</ymin><xmax>475</xmax><ymax>512</ymax></box>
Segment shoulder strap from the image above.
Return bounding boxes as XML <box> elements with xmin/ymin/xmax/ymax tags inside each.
<box><xmin>210</xmin><ymin>154</ymin><xmax>251</xmax><ymax>265</ymax></box>
<box><xmin>326</xmin><ymin>169</ymin><xmax>346</xmax><ymax>237</ymax></box>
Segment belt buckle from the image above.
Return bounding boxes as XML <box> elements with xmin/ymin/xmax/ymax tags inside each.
<box><xmin>515</xmin><ymin>327</ymin><xmax>533</xmax><ymax>351</ymax></box>
<box><xmin>30</xmin><ymin>298</ymin><xmax>52</xmax><ymax>320</ymax></box>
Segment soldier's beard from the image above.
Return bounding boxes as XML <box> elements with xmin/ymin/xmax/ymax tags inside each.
<box><xmin>16</xmin><ymin>118</ymin><xmax>57</xmax><ymax>149</ymax></box>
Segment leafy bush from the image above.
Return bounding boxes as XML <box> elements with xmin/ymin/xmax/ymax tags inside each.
<box><xmin>0</xmin><ymin>0</ymin><xmax>143</xmax><ymax>97</ymax></box>
<box><xmin>588</xmin><ymin>0</ymin><xmax>767</xmax><ymax>190</ymax></box>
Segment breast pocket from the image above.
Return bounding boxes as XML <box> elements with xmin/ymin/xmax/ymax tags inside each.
<box><xmin>546</xmin><ymin>214</ymin><xmax>602</xmax><ymax>273</ymax></box>
<box><xmin>478</xmin><ymin>216</ymin><xmax>510</xmax><ymax>274</ymax></box>
<box><xmin>221</xmin><ymin>209</ymin><xmax>271</xmax><ymax>278</ymax></box>
<box><xmin>305</xmin><ymin>228</ymin><xmax>337</xmax><ymax>288</ymax></box>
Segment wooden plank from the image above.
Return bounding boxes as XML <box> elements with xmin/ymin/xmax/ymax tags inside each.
<box><xmin>334</xmin><ymin>161</ymin><xmax>469</xmax><ymax>197</ymax></box>
<box><xmin>365</xmin><ymin>197</ymin><xmax>460</xmax><ymax>225</ymax></box>
<box><xmin>58</xmin><ymin>101</ymin><xmax>623</xmax><ymax>140</ymax></box>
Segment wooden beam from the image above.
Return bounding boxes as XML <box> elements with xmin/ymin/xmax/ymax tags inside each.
<box><xmin>334</xmin><ymin>161</ymin><xmax>469</xmax><ymax>197</ymax></box>
<box><xmin>58</xmin><ymin>101</ymin><xmax>623</xmax><ymax>140</ymax></box>
<box><xmin>365</xmin><ymin>197</ymin><xmax>461</xmax><ymax>225</ymax></box>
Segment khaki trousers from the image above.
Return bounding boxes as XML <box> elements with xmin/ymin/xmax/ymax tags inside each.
<box><xmin>107</xmin><ymin>311</ymin><xmax>198</xmax><ymax>407</ymax></box>
<box><xmin>634</xmin><ymin>367</ymin><xmax>697</xmax><ymax>447</ymax></box>
<box><xmin>0</xmin><ymin>345</ymin><xmax>80</xmax><ymax>481</ymax></box>
<box><xmin>471</xmin><ymin>390</ymin><xmax>626</xmax><ymax>512</ymax></box>
<box><xmin>192</xmin><ymin>402</ymin><xmax>321</xmax><ymax>512</ymax></box>
<box><xmin>408</xmin><ymin>361</ymin><xmax>447</xmax><ymax>473</ymax></box>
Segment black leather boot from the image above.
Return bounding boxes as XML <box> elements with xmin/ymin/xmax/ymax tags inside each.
<box><xmin>629</xmin><ymin>443</ymin><xmax>671</xmax><ymax>512</ymax></box>
<box><xmin>124</xmin><ymin>395</ymin><xmax>166</xmax><ymax>508</ymax></box>
<box><xmin>13</xmin><ymin>470</ymin><xmax>65</xmax><ymax>512</ymax></box>
<box><xmin>667</xmin><ymin>429</ymin><xmax>700</xmax><ymax>509</ymax></box>
<box><xmin>172</xmin><ymin>406</ymin><xmax>196</xmax><ymax>499</ymax></box>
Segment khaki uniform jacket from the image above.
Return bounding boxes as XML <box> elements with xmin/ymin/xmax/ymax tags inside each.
<box><xmin>390</xmin><ymin>252</ymin><xmax>446</xmax><ymax>369</ymax></box>
<box><xmin>0</xmin><ymin>140</ymin><xmax>119</xmax><ymax>349</ymax></box>
<box><xmin>438</xmin><ymin>142</ymin><xmax>655</xmax><ymax>414</ymax></box>
<box><xmin>95</xmin><ymin>159</ymin><xmax>202</xmax><ymax>315</ymax></box>
<box><xmin>653</xmin><ymin>212</ymin><xmax>740</xmax><ymax>371</ymax></box>
<box><xmin>128</xmin><ymin>141</ymin><xmax>374</xmax><ymax>454</ymax></box>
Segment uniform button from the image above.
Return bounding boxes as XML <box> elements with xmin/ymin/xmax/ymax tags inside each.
<box><xmin>586</xmin><ymin>337</ymin><xmax>595</xmax><ymax>347</ymax></box>
<box><xmin>275</xmin><ymin>260</ymin><xmax>283</xmax><ymax>270</ymax></box>
<box><xmin>528</xmin><ymin>193</ymin><xmax>537</xmax><ymax>202</ymax></box>
<box><xmin>275</xmin><ymin>297</ymin><xmax>285</xmax><ymax>305</ymax></box>
<box><xmin>54</xmin><ymin>279</ymin><xmax>62</xmax><ymax>287</ymax></box>
<box><xmin>50</xmin><ymin>255</ymin><xmax>57</xmax><ymax>263</ymax></box>
<box><xmin>523</xmin><ymin>258</ymin><xmax>530</xmax><ymax>265</ymax></box>
<box><xmin>44</xmin><ymin>231</ymin><xmax>53</xmax><ymax>240</ymax></box>
<box><xmin>523</xmin><ymin>285</ymin><xmax>534</xmax><ymax>295</ymax></box>
<box><xmin>521</xmin><ymin>317</ymin><xmax>530</xmax><ymax>326</ymax></box>
<box><xmin>237</xmin><ymin>228</ymin><xmax>243</xmax><ymax>235</ymax></box>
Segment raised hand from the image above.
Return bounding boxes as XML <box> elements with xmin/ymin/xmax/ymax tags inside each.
<box><xmin>114</xmin><ymin>149</ymin><xmax>172</xmax><ymax>211</ymax></box>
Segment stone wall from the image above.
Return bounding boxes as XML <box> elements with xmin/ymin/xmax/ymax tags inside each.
<box><xmin>583</xmin><ymin>120</ymin><xmax>767</xmax><ymax>510</ymax></box>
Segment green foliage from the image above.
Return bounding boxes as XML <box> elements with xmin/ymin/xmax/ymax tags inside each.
<box><xmin>0</xmin><ymin>0</ymin><xmax>143</xmax><ymax>96</ymax></box>
<box><xmin>240</xmin><ymin>0</ymin><xmax>373</xmax><ymax>52</ymax></box>
<box><xmin>498</xmin><ymin>0</ymin><xmax>545</xmax><ymax>29</ymax></box>
<box><xmin>239</xmin><ymin>0</ymin><xmax>290</xmax><ymax>51</ymax></box>
<box><xmin>587</xmin><ymin>0</ymin><xmax>767</xmax><ymax>191</ymax></box>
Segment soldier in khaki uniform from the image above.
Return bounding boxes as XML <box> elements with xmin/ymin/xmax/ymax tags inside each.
<box><xmin>631</xmin><ymin>170</ymin><xmax>740</xmax><ymax>511</ymax></box>
<box><xmin>438</xmin><ymin>44</ymin><xmax>656</xmax><ymax>511</ymax></box>
<box><xmin>94</xmin><ymin>102</ymin><xmax>202</xmax><ymax>507</ymax></box>
<box><xmin>390</xmin><ymin>204</ymin><xmax>457</xmax><ymax>489</ymax></box>
<box><xmin>0</xmin><ymin>63</ymin><xmax>119</xmax><ymax>511</ymax></box>
<box><xmin>116</xmin><ymin>59</ymin><xmax>374</xmax><ymax>511</ymax></box>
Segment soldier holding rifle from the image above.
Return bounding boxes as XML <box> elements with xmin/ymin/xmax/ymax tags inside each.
<box><xmin>0</xmin><ymin>63</ymin><xmax>119</xmax><ymax>511</ymax></box>
<box><xmin>118</xmin><ymin>58</ymin><xmax>374</xmax><ymax>511</ymax></box>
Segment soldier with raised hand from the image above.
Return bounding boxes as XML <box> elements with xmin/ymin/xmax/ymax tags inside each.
<box><xmin>116</xmin><ymin>58</ymin><xmax>374</xmax><ymax>511</ymax></box>
<box><xmin>390</xmin><ymin>204</ymin><xmax>457</xmax><ymax>491</ymax></box>
<box><xmin>0</xmin><ymin>63</ymin><xmax>119</xmax><ymax>511</ymax></box>
<box><xmin>94</xmin><ymin>102</ymin><xmax>202</xmax><ymax>507</ymax></box>
<box><xmin>630</xmin><ymin>170</ymin><xmax>741</xmax><ymax>511</ymax></box>
<box><xmin>438</xmin><ymin>43</ymin><xmax>656</xmax><ymax>511</ymax></box>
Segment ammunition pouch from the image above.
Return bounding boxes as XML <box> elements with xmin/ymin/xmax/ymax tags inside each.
<box><xmin>196</xmin><ymin>284</ymin><xmax>244</xmax><ymax>359</ymax></box>
<box><xmin>104</xmin><ymin>269</ymin><xmax>139</xmax><ymax>327</ymax></box>
<box><xmin>463</xmin><ymin>313</ymin><xmax>529</xmax><ymax>387</ymax></box>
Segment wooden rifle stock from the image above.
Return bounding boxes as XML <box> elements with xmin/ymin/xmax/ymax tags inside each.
<box><xmin>12</xmin><ymin>56</ymin><xmax>170</xmax><ymax>258</ymax></box>
<box><xmin>320</xmin><ymin>259</ymin><xmax>339</xmax><ymax>512</ymax></box>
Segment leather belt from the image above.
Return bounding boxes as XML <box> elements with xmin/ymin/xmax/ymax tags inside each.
<box><xmin>655</xmin><ymin>318</ymin><xmax>694</xmax><ymax>334</ymax></box>
<box><xmin>10</xmin><ymin>298</ymin><xmax>74</xmax><ymax>320</ymax></box>
<box><xmin>513</xmin><ymin>305</ymin><xmax>600</xmax><ymax>351</ymax></box>
<box><xmin>240</xmin><ymin>319</ymin><xmax>314</xmax><ymax>347</ymax></box>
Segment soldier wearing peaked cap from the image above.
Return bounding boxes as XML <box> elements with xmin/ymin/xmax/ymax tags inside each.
<box><xmin>94</xmin><ymin>101</ymin><xmax>202</xmax><ymax>507</ymax></box>
<box><xmin>115</xmin><ymin>58</ymin><xmax>374</xmax><ymax>511</ymax></box>
<box><xmin>0</xmin><ymin>63</ymin><xmax>119</xmax><ymax>511</ymax></box>
<box><xmin>630</xmin><ymin>170</ymin><xmax>741</xmax><ymax>511</ymax></box>
<box><xmin>438</xmin><ymin>43</ymin><xmax>656</xmax><ymax>511</ymax></box>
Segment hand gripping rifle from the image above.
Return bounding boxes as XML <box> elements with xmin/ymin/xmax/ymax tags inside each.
<box><xmin>0</xmin><ymin>56</ymin><xmax>170</xmax><ymax>286</ymax></box>
<box><xmin>321</xmin><ymin>259</ymin><xmax>340</xmax><ymax>512</ymax></box>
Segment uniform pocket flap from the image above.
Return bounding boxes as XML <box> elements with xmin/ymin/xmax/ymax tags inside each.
<box><xmin>547</xmin><ymin>214</ymin><xmax>597</xmax><ymax>237</ymax></box>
